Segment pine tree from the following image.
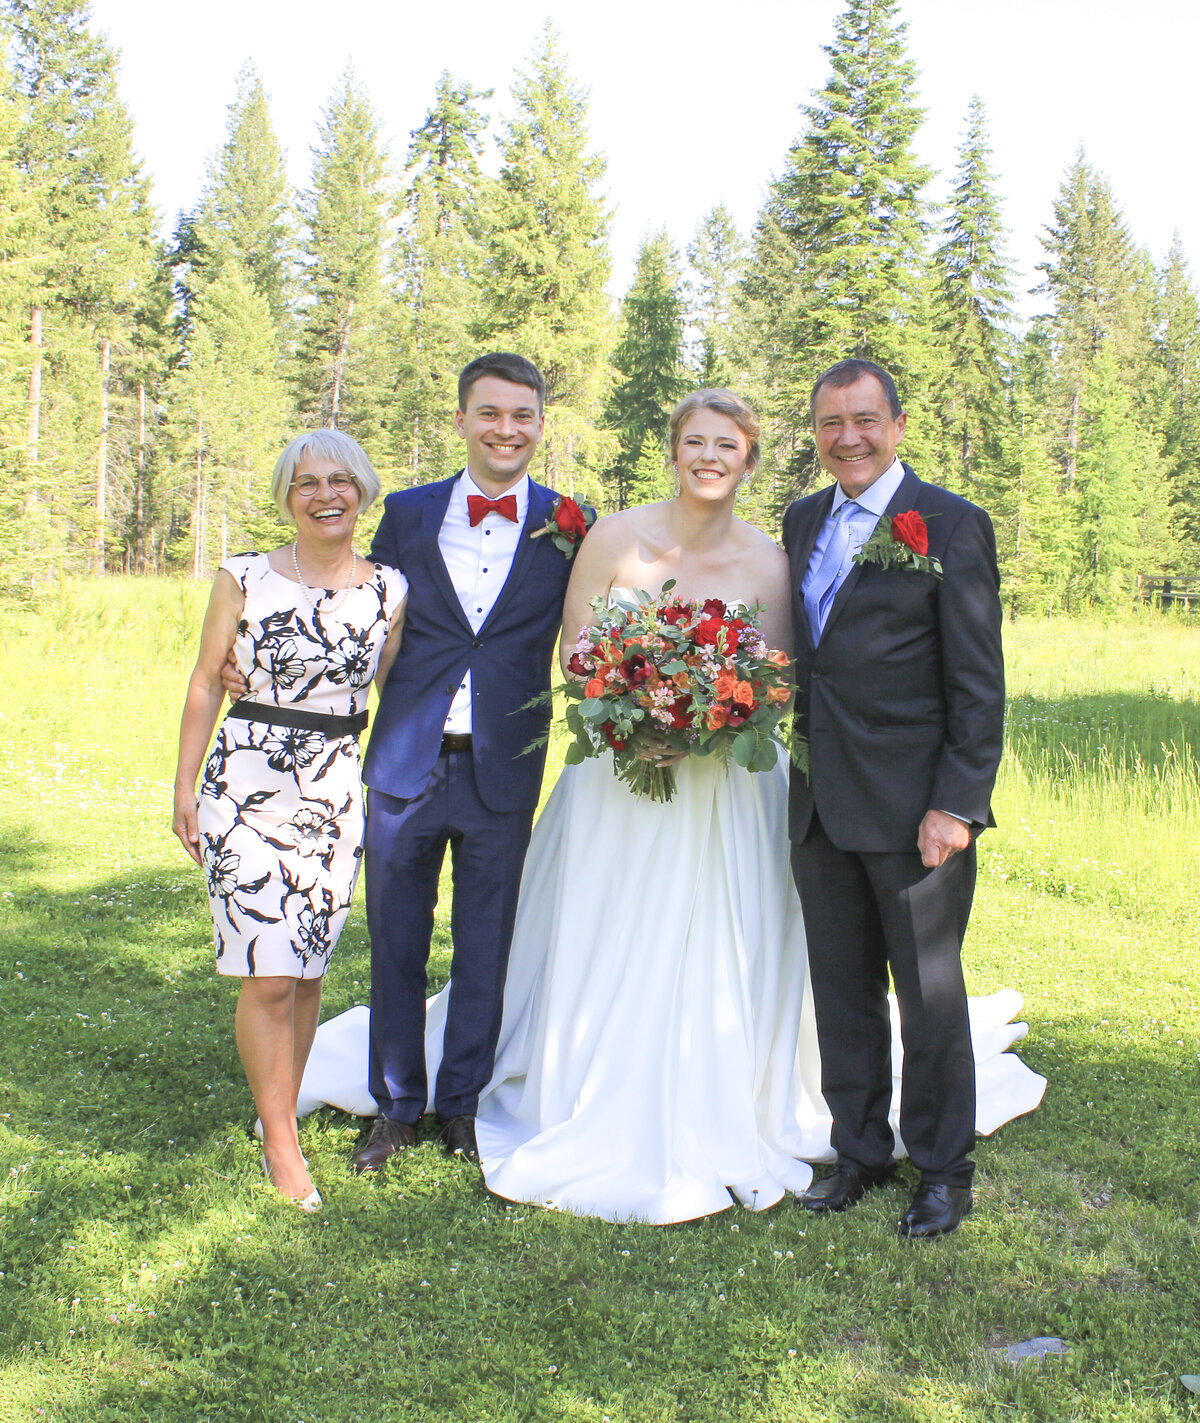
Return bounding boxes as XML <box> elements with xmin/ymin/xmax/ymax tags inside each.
<box><xmin>166</xmin><ymin>262</ymin><xmax>289</xmax><ymax>578</ymax></box>
<box><xmin>295</xmin><ymin>70</ymin><xmax>389</xmax><ymax>444</ymax></box>
<box><xmin>388</xmin><ymin>72</ymin><xmax>492</xmax><ymax>484</ymax></box>
<box><xmin>178</xmin><ymin>65</ymin><xmax>295</xmax><ymax>338</ymax></box>
<box><xmin>0</xmin><ymin>60</ymin><xmax>45</xmax><ymax>597</ymax></box>
<box><xmin>997</xmin><ymin>324</ymin><xmax>1072</xmax><ymax>614</ymax></box>
<box><xmin>1075</xmin><ymin>341</ymin><xmax>1167</xmax><ymax>603</ymax></box>
<box><xmin>931</xmin><ymin>97</ymin><xmax>1014</xmax><ymax>495</ymax></box>
<box><xmin>741</xmin><ymin>0</ymin><xmax>933</xmax><ymax>505</ymax></box>
<box><xmin>481</xmin><ymin>26</ymin><xmax>615</xmax><ymax>497</ymax></box>
<box><xmin>687</xmin><ymin>204</ymin><xmax>745</xmax><ymax>384</ymax></box>
<box><xmin>1157</xmin><ymin>234</ymin><xmax>1200</xmax><ymax>563</ymax></box>
<box><xmin>8</xmin><ymin>0</ymin><xmax>162</xmax><ymax>573</ymax></box>
<box><xmin>1036</xmin><ymin>153</ymin><xmax>1155</xmax><ymax>483</ymax></box>
<box><xmin>627</xmin><ymin>433</ymin><xmax>674</xmax><ymax>507</ymax></box>
<box><xmin>604</xmin><ymin>231</ymin><xmax>688</xmax><ymax>508</ymax></box>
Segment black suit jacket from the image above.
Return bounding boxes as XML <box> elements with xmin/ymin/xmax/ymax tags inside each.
<box><xmin>782</xmin><ymin>463</ymin><xmax>1004</xmax><ymax>852</ymax></box>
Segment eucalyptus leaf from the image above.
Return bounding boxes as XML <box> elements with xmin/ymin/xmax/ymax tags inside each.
<box><xmin>1182</xmin><ymin>1376</ymin><xmax>1200</xmax><ymax>1395</ymax></box>
<box><xmin>732</xmin><ymin>728</ymin><xmax>757</xmax><ymax>767</ymax></box>
<box><xmin>579</xmin><ymin>697</ymin><xmax>608</xmax><ymax>719</ymax></box>
<box><xmin>659</xmin><ymin>660</ymin><xmax>687</xmax><ymax>675</ymax></box>
<box><xmin>563</xmin><ymin>742</ymin><xmax>587</xmax><ymax>765</ymax></box>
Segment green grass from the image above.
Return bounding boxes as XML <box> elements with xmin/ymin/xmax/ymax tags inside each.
<box><xmin>0</xmin><ymin>579</ymin><xmax>1198</xmax><ymax>1422</ymax></box>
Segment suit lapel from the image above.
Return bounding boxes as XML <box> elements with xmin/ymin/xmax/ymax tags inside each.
<box><xmin>819</xmin><ymin>464</ymin><xmax>924</xmax><ymax>643</ymax></box>
<box><xmin>480</xmin><ymin>481</ymin><xmax>554</xmax><ymax>632</ymax></box>
<box><xmin>885</xmin><ymin>464</ymin><xmax>923</xmax><ymax>517</ymax></box>
<box><xmin>791</xmin><ymin>486</ymin><xmax>835</xmax><ymax>653</ymax></box>
<box><xmin>420</xmin><ymin>476</ymin><xmax>475</xmax><ymax>635</ymax></box>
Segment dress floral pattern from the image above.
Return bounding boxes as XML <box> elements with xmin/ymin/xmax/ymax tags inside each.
<box><xmin>198</xmin><ymin>553</ymin><xmax>407</xmax><ymax>978</ymax></box>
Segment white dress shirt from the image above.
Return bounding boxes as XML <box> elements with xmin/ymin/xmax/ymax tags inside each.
<box><xmin>439</xmin><ymin>469</ymin><xmax>530</xmax><ymax>735</ymax></box>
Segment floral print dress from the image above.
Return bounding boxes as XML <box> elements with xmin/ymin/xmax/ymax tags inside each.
<box><xmin>198</xmin><ymin>553</ymin><xmax>407</xmax><ymax>978</ymax></box>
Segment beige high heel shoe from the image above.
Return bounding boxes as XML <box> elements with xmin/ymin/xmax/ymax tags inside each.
<box><xmin>261</xmin><ymin>1152</ymin><xmax>322</xmax><ymax>1213</ymax></box>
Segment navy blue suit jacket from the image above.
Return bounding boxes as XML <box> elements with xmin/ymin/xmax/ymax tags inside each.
<box><xmin>783</xmin><ymin>463</ymin><xmax>1004</xmax><ymax>852</ymax></box>
<box><xmin>364</xmin><ymin>476</ymin><xmax>577</xmax><ymax>815</ymax></box>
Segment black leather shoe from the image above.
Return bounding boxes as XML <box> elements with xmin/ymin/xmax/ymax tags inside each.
<box><xmin>898</xmin><ymin>1182</ymin><xmax>973</xmax><ymax>1239</ymax></box>
<box><xmin>352</xmin><ymin>1116</ymin><xmax>417</xmax><ymax>1174</ymax></box>
<box><xmin>439</xmin><ymin>1115</ymin><xmax>479</xmax><ymax>1162</ymax></box>
<box><xmin>797</xmin><ymin>1163</ymin><xmax>895</xmax><ymax>1213</ymax></box>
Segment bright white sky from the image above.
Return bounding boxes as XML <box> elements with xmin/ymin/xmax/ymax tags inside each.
<box><xmin>89</xmin><ymin>0</ymin><xmax>1200</xmax><ymax>323</ymax></box>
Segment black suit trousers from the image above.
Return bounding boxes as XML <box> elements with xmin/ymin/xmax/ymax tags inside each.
<box><xmin>791</xmin><ymin>811</ymin><xmax>977</xmax><ymax>1186</ymax></box>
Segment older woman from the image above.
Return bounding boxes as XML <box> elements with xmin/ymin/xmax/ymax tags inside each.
<box><xmin>174</xmin><ymin>430</ymin><xmax>406</xmax><ymax>1209</ymax></box>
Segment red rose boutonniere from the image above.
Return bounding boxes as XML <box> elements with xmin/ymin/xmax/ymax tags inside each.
<box><xmin>853</xmin><ymin>510</ymin><xmax>943</xmax><ymax>578</ymax></box>
<box><xmin>530</xmin><ymin>495</ymin><xmax>596</xmax><ymax>557</ymax></box>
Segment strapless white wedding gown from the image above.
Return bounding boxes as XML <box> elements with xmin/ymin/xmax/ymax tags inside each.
<box><xmin>299</xmin><ymin>751</ymin><xmax>1046</xmax><ymax>1224</ymax></box>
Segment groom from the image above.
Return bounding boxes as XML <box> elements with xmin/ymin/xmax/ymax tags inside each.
<box><xmin>784</xmin><ymin>359</ymin><xmax>1004</xmax><ymax>1238</ymax></box>
<box><xmin>352</xmin><ymin>353</ymin><xmax>583</xmax><ymax>1171</ymax></box>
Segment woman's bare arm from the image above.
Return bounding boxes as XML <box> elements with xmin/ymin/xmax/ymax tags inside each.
<box><xmin>173</xmin><ymin>571</ymin><xmax>244</xmax><ymax>864</ymax></box>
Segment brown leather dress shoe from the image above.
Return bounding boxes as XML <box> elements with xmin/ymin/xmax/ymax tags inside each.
<box><xmin>352</xmin><ymin>1116</ymin><xmax>417</xmax><ymax>1174</ymax></box>
<box><xmin>797</xmin><ymin>1163</ymin><xmax>896</xmax><ymax>1213</ymax></box>
<box><xmin>439</xmin><ymin>1114</ymin><xmax>479</xmax><ymax>1162</ymax></box>
<box><xmin>898</xmin><ymin>1182</ymin><xmax>973</xmax><ymax>1239</ymax></box>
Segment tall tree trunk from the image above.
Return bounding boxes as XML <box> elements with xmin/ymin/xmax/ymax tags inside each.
<box><xmin>329</xmin><ymin>297</ymin><xmax>353</xmax><ymax>429</ymax></box>
<box><xmin>134</xmin><ymin>381</ymin><xmax>146</xmax><ymax>573</ymax></box>
<box><xmin>93</xmin><ymin>336</ymin><xmax>111</xmax><ymax>575</ymax></box>
<box><xmin>192</xmin><ymin>421</ymin><xmax>206</xmax><ymax>581</ymax></box>
<box><xmin>26</xmin><ymin>305</ymin><xmax>42</xmax><ymax>468</ymax></box>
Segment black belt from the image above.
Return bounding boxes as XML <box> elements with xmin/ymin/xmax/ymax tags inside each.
<box><xmin>440</xmin><ymin>733</ymin><xmax>473</xmax><ymax>754</ymax></box>
<box><xmin>226</xmin><ymin>699</ymin><xmax>368</xmax><ymax>738</ymax></box>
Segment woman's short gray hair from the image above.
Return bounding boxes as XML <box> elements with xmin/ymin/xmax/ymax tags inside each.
<box><xmin>270</xmin><ymin>429</ymin><xmax>382</xmax><ymax>524</ymax></box>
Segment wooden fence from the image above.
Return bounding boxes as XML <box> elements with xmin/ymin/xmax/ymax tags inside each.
<box><xmin>1137</xmin><ymin>573</ymin><xmax>1200</xmax><ymax>610</ymax></box>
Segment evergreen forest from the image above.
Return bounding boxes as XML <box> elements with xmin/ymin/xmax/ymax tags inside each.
<box><xmin>4</xmin><ymin>0</ymin><xmax>1199</xmax><ymax>616</ymax></box>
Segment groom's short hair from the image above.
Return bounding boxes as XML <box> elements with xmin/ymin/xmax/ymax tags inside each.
<box><xmin>458</xmin><ymin>353</ymin><xmax>546</xmax><ymax>412</ymax></box>
<box><xmin>809</xmin><ymin>359</ymin><xmax>903</xmax><ymax>423</ymax></box>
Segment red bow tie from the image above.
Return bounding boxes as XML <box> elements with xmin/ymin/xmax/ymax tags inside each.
<box><xmin>467</xmin><ymin>494</ymin><xmax>519</xmax><ymax>527</ymax></box>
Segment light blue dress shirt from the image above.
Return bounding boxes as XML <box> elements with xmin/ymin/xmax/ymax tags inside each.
<box><xmin>800</xmin><ymin>456</ymin><xmax>906</xmax><ymax>615</ymax></box>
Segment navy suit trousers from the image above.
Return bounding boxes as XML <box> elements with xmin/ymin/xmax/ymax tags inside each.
<box><xmin>364</xmin><ymin>749</ymin><xmax>534</xmax><ymax>1124</ymax></box>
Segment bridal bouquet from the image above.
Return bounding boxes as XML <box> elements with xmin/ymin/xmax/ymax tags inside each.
<box><xmin>560</xmin><ymin>582</ymin><xmax>800</xmax><ymax>802</ymax></box>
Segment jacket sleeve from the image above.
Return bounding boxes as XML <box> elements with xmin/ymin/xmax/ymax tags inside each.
<box><xmin>369</xmin><ymin>494</ymin><xmax>401</xmax><ymax>567</ymax></box>
<box><xmin>929</xmin><ymin>503</ymin><xmax>1005</xmax><ymax>825</ymax></box>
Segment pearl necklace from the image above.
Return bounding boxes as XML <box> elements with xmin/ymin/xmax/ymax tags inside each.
<box><xmin>292</xmin><ymin>541</ymin><xmax>357</xmax><ymax>614</ymax></box>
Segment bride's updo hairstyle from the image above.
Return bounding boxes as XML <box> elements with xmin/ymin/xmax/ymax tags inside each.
<box><xmin>668</xmin><ymin>389</ymin><xmax>761</xmax><ymax>471</ymax></box>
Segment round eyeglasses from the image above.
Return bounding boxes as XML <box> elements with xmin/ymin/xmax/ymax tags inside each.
<box><xmin>290</xmin><ymin>472</ymin><xmax>357</xmax><ymax>498</ymax></box>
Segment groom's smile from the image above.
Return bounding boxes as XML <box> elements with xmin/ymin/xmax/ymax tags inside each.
<box><xmin>454</xmin><ymin>374</ymin><xmax>546</xmax><ymax>494</ymax></box>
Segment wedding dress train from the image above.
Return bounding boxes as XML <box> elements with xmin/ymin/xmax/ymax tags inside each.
<box><xmin>299</xmin><ymin>750</ymin><xmax>1045</xmax><ymax>1223</ymax></box>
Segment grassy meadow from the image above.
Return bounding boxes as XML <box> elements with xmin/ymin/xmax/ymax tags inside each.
<box><xmin>0</xmin><ymin>579</ymin><xmax>1198</xmax><ymax>1423</ymax></box>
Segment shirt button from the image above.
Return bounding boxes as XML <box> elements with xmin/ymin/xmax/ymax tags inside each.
<box><xmin>482</xmin><ymin>567</ymin><xmax>488</xmax><ymax>573</ymax></box>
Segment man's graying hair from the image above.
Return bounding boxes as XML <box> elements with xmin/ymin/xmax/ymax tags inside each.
<box><xmin>809</xmin><ymin>359</ymin><xmax>904</xmax><ymax>423</ymax></box>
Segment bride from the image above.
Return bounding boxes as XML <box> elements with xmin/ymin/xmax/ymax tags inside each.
<box><xmin>304</xmin><ymin>389</ymin><xmax>1044</xmax><ymax>1223</ymax></box>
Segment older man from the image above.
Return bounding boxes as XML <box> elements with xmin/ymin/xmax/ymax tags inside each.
<box><xmin>783</xmin><ymin>358</ymin><xmax>1004</xmax><ymax>1238</ymax></box>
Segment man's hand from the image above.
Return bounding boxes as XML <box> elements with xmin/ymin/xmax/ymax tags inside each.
<box><xmin>918</xmin><ymin>809</ymin><xmax>970</xmax><ymax>869</ymax></box>
<box><xmin>220</xmin><ymin>650</ymin><xmax>249</xmax><ymax>700</ymax></box>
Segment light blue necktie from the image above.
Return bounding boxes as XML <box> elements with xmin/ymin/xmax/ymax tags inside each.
<box><xmin>804</xmin><ymin>499</ymin><xmax>863</xmax><ymax>643</ymax></box>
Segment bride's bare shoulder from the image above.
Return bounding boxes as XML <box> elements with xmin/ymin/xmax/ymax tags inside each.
<box><xmin>588</xmin><ymin>502</ymin><xmax>671</xmax><ymax>549</ymax></box>
<box><xmin>734</xmin><ymin>518</ymin><xmax>787</xmax><ymax>566</ymax></box>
